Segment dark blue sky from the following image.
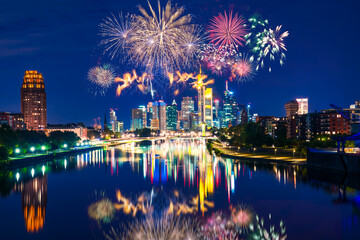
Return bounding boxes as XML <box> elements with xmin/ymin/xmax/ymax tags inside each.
<box><xmin>1</xmin><ymin>0</ymin><xmax>359</xmax><ymax>128</ymax></box>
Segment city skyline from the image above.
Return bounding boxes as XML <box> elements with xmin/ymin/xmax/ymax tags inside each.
<box><xmin>0</xmin><ymin>0</ymin><xmax>359</xmax><ymax>126</ymax></box>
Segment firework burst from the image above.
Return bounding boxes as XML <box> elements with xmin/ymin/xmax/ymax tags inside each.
<box><xmin>88</xmin><ymin>64</ymin><xmax>116</xmax><ymax>95</ymax></box>
<box><xmin>208</xmin><ymin>11</ymin><xmax>248</xmax><ymax>48</ymax></box>
<box><xmin>257</xmin><ymin>25</ymin><xmax>289</xmax><ymax>72</ymax></box>
<box><xmin>126</xmin><ymin>0</ymin><xmax>200</xmax><ymax>73</ymax></box>
<box><xmin>230</xmin><ymin>54</ymin><xmax>256</xmax><ymax>82</ymax></box>
<box><xmin>99</xmin><ymin>13</ymin><xmax>134</xmax><ymax>60</ymax></box>
<box><xmin>245</xmin><ymin>15</ymin><xmax>269</xmax><ymax>53</ymax></box>
<box><xmin>197</xmin><ymin>44</ymin><xmax>237</xmax><ymax>75</ymax></box>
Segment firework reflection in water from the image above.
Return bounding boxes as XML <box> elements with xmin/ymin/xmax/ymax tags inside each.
<box><xmin>105</xmin><ymin>214</ymin><xmax>200</xmax><ymax>240</ymax></box>
<box><xmin>88</xmin><ymin>198</ymin><xmax>115</xmax><ymax>223</ymax></box>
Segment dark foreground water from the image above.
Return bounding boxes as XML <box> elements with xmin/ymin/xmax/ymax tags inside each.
<box><xmin>0</xmin><ymin>139</ymin><xmax>359</xmax><ymax>239</ymax></box>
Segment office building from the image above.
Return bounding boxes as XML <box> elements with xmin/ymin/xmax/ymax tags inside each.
<box><xmin>285</xmin><ymin>100</ymin><xmax>298</xmax><ymax>118</ymax></box>
<box><xmin>21</xmin><ymin>70</ymin><xmax>47</xmax><ymax>131</ymax></box>
<box><xmin>131</xmin><ymin>107</ymin><xmax>146</xmax><ymax>131</ymax></box>
<box><xmin>109</xmin><ymin>109</ymin><xmax>117</xmax><ymax>131</ymax></box>
<box><xmin>222</xmin><ymin>82</ymin><xmax>239</xmax><ymax>127</ymax></box>
<box><xmin>189</xmin><ymin>112</ymin><xmax>200</xmax><ymax>130</ymax></box>
<box><xmin>296</xmin><ymin>98</ymin><xmax>309</xmax><ymax>115</ymax></box>
<box><xmin>213</xmin><ymin>99</ymin><xmax>220</xmax><ymax>128</ymax></box>
<box><xmin>166</xmin><ymin>100</ymin><xmax>177</xmax><ymax>131</ymax></box>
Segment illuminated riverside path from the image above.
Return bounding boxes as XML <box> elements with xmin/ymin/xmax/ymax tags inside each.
<box><xmin>0</xmin><ymin>139</ymin><xmax>359</xmax><ymax>239</ymax></box>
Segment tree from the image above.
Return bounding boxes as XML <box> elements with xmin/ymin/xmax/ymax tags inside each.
<box><xmin>274</xmin><ymin>122</ymin><xmax>287</xmax><ymax>147</ymax></box>
<box><xmin>134</xmin><ymin>128</ymin><xmax>154</xmax><ymax>137</ymax></box>
<box><xmin>87</xmin><ymin>129</ymin><xmax>101</xmax><ymax>140</ymax></box>
<box><xmin>48</xmin><ymin>131</ymin><xmax>80</xmax><ymax>148</ymax></box>
<box><xmin>0</xmin><ymin>146</ymin><xmax>8</xmax><ymax>161</ymax></box>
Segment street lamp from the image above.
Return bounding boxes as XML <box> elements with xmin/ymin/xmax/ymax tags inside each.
<box><xmin>41</xmin><ymin>146</ymin><xmax>46</xmax><ymax>151</ymax></box>
<box><xmin>63</xmin><ymin>144</ymin><xmax>68</xmax><ymax>148</ymax></box>
<box><xmin>293</xmin><ymin>149</ymin><xmax>296</xmax><ymax>159</ymax></box>
<box><xmin>30</xmin><ymin>147</ymin><xmax>35</xmax><ymax>154</ymax></box>
<box><xmin>274</xmin><ymin>148</ymin><xmax>277</xmax><ymax>159</ymax></box>
<box><xmin>253</xmin><ymin>148</ymin><xmax>256</xmax><ymax>155</ymax></box>
<box><xmin>15</xmin><ymin>148</ymin><xmax>20</xmax><ymax>154</ymax></box>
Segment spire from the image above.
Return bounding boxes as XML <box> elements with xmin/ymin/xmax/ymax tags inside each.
<box><xmin>226</xmin><ymin>80</ymin><xmax>228</xmax><ymax>91</ymax></box>
<box><xmin>172</xmin><ymin>99</ymin><xmax>177</xmax><ymax>105</ymax></box>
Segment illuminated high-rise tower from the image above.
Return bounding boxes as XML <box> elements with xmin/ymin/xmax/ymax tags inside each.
<box><xmin>21</xmin><ymin>70</ymin><xmax>47</xmax><ymax>131</ymax></box>
<box><xmin>197</xmin><ymin>68</ymin><xmax>213</xmax><ymax>127</ymax></box>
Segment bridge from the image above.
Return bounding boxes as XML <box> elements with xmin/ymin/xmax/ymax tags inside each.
<box><xmin>93</xmin><ymin>135</ymin><xmax>216</xmax><ymax>147</ymax></box>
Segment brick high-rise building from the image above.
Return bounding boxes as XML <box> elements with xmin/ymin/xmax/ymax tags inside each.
<box><xmin>21</xmin><ymin>70</ymin><xmax>47</xmax><ymax>131</ymax></box>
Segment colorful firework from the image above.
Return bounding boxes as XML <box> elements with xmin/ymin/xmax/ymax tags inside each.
<box><xmin>190</xmin><ymin>69</ymin><xmax>215</xmax><ymax>90</ymax></box>
<box><xmin>88</xmin><ymin>198</ymin><xmax>115</xmax><ymax>223</ymax></box>
<box><xmin>230</xmin><ymin>55</ymin><xmax>256</xmax><ymax>82</ymax></box>
<box><xmin>99</xmin><ymin>13</ymin><xmax>134</xmax><ymax>60</ymax></box>
<box><xmin>230</xmin><ymin>204</ymin><xmax>254</xmax><ymax>232</ymax></box>
<box><xmin>126</xmin><ymin>0</ymin><xmax>201</xmax><ymax>73</ymax></box>
<box><xmin>115</xmin><ymin>70</ymin><xmax>152</xmax><ymax>96</ymax></box>
<box><xmin>200</xmin><ymin>212</ymin><xmax>237</xmax><ymax>240</ymax></box>
<box><xmin>248</xmin><ymin>214</ymin><xmax>287</xmax><ymax>240</ymax></box>
<box><xmin>245</xmin><ymin>15</ymin><xmax>269</xmax><ymax>53</ymax></box>
<box><xmin>106</xmin><ymin>214</ymin><xmax>200</xmax><ymax>240</ymax></box>
<box><xmin>208</xmin><ymin>11</ymin><xmax>248</xmax><ymax>48</ymax></box>
<box><xmin>197</xmin><ymin>44</ymin><xmax>237</xmax><ymax>75</ymax></box>
<box><xmin>256</xmin><ymin>26</ymin><xmax>289</xmax><ymax>72</ymax></box>
<box><xmin>88</xmin><ymin>64</ymin><xmax>116</xmax><ymax>95</ymax></box>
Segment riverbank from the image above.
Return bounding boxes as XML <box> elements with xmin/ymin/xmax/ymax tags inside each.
<box><xmin>1</xmin><ymin>146</ymin><xmax>103</xmax><ymax>170</ymax></box>
<box><xmin>211</xmin><ymin>142</ymin><xmax>306</xmax><ymax>164</ymax></box>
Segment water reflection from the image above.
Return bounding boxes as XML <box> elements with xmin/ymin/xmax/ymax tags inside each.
<box><xmin>13</xmin><ymin>175</ymin><xmax>47</xmax><ymax>233</ymax></box>
<box><xmin>0</xmin><ymin>139</ymin><xmax>359</xmax><ymax>238</ymax></box>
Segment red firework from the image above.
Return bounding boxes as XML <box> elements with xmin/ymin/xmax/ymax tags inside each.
<box><xmin>208</xmin><ymin>11</ymin><xmax>248</xmax><ymax>47</ymax></box>
<box><xmin>230</xmin><ymin>57</ymin><xmax>255</xmax><ymax>82</ymax></box>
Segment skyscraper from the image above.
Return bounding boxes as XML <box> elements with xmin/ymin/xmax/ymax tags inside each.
<box><xmin>222</xmin><ymin>82</ymin><xmax>238</xmax><ymax>127</ymax></box>
<box><xmin>147</xmin><ymin>101</ymin><xmax>166</xmax><ymax>131</ymax></box>
<box><xmin>158</xmin><ymin>101</ymin><xmax>167</xmax><ymax>131</ymax></box>
<box><xmin>203</xmin><ymin>88</ymin><xmax>213</xmax><ymax>126</ymax></box>
<box><xmin>285</xmin><ymin>100</ymin><xmax>299</xmax><ymax>117</ymax></box>
<box><xmin>296</xmin><ymin>98</ymin><xmax>309</xmax><ymax>115</ymax></box>
<box><xmin>131</xmin><ymin>107</ymin><xmax>146</xmax><ymax>131</ymax></box>
<box><xmin>166</xmin><ymin>100</ymin><xmax>177</xmax><ymax>131</ymax></box>
<box><xmin>213</xmin><ymin>99</ymin><xmax>220</xmax><ymax>128</ymax></box>
<box><xmin>109</xmin><ymin>109</ymin><xmax>117</xmax><ymax>131</ymax></box>
<box><xmin>181</xmin><ymin>97</ymin><xmax>194</xmax><ymax>129</ymax></box>
<box><xmin>21</xmin><ymin>70</ymin><xmax>47</xmax><ymax>131</ymax></box>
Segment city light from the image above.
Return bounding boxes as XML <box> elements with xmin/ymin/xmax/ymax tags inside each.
<box><xmin>15</xmin><ymin>148</ymin><xmax>20</xmax><ymax>154</ymax></box>
<box><xmin>31</xmin><ymin>168</ymin><xmax>35</xmax><ymax>177</ymax></box>
<box><xmin>63</xmin><ymin>144</ymin><xmax>68</xmax><ymax>148</ymax></box>
<box><xmin>41</xmin><ymin>145</ymin><xmax>46</xmax><ymax>151</ymax></box>
<box><xmin>30</xmin><ymin>146</ymin><xmax>35</xmax><ymax>152</ymax></box>
<box><xmin>15</xmin><ymin>172</ymin><xmax>20</xmax><ymax>181</ymax></box>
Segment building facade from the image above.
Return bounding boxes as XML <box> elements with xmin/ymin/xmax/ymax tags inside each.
<box><xmin>296</xmin><ymin>98</ymin><xmax>309</xmax><ymax>115</ymax></box>
<box><xmin>0</xmin><ymin>112</ymin><xmax>26</xmax><ymax>130</ymax></box>
<box><xmin>21</xmin><ymin>70</ymin><xmax>47</xmax><ymax>131</ymax></box>
<box><xmin>166</xmin><ymin>100</ymin><xmax>177</xmax><ymax>131</ymax></box>
<box><xmin>46</xmin><ymin>123</ymin><xmax>88</xmax><ymax>140</ymax></box>
<box><xmin>131</xmin><ymin>107</ymin><xmax>146</xmax><ymax>131</ymax></box>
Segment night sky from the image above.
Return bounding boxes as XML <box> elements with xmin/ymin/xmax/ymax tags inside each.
<box><xmin>1</xmin><ymin>0</ymin><xmax>359</xmax><ymax>128</ymax></box>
